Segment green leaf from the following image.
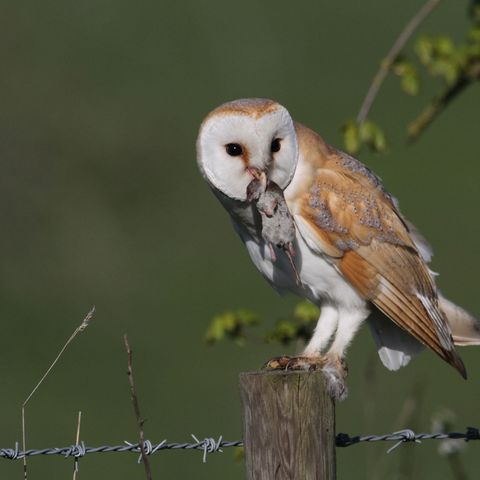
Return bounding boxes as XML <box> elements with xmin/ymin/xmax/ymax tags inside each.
<box><xmin>265</xmin><ymin>319</ymin><xmax>299</xmax><ymax>345</ymax></box>
<box><xmin>401</xmin><ymin>73</ymin><xmax>419</xmax><ymax>95</ymax></box>
<box><xmin>468</xmin><ymin>25</ymin><xmax>480</xmax><ymax>44</ymax></box>
<box><xmin>359</xmin><ymin>121</ymin><xmax>388</xmax><ymax>153</ymax></box>
<box><xmin>265</xmin><ymin>300</ymin><xmax>319</xmax><ymax>345</ymax></box>
<box><xmin>206</xmin><ymin>301</ymin><xmax>319</xmax><ymax>348</ymax></box>
<box><xmin>429</xmin><ymin>58</ymin><xmax>459</xmax><ymax>85</ymax></box>
<box><xmin>341</xmin><ymin>119</ymin><xmax>388</xmax><ymax>155</ymax></box>
<box><xmin>372</xmin><ymin>127</ymin><xmax>388</xmax><ymax>152</ymax></box>
<box><xmin>434</xmin><ymin>36</ymin><xmax>455</xmax><ymax>57</ymax></box>
<box><xmin>342</xmin><ymin>120</ymin><xmax>360</xmax><ymax>155</ymax></box>
<box><xmin>393</xmin><ymin>59</ymin><xmax>420</xmax><ymax>95</ymax></box>
<box><xmin>293</xmin><ymin>300</ymin><xmax>320</xmax><ymax>323</ymax></box>
<box><xmin>415</xmin><ymin>35</ymin><xmax>435</xmax><ymax>65</ymax></box>
<box><xmin>204</xmin><ymin>310</ymin><xmax>260</xmax><ymax>345</ymax></box>
<box><xmin>359</xmin><ymin>120</ymin><xmax>374</xmax><ymax>143</ymax></box>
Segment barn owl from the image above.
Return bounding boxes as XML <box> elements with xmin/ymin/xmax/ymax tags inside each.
<box><xmin>196</xmin><ymin>98</ymin><xmax>480</xmax><ymax>400</ymax></box>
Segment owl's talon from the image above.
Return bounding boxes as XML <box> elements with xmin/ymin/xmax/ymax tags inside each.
<box><xmin>264</xmin><ymin>354</ymin><xmax>349</xmax><ymax>400</ymax></box>
<box><xmin>263</xmin><ymin>355</ymin><xmax>326</xmax><ymax>371</ymax></box>
<box><xmin>263</xmin><ymin>355</ymin><xmax>292</xmax><ymax>370</ymax></box>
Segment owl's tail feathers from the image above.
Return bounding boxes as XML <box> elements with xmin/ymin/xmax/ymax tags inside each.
<box><xmin>367</xmin><ymin>311</ymin><xmax>424</xmax><ymax>371</ymax></box>
<box><xmin>369</xmin><ymin>296</ymin><xmax>479</xmax><ymax>373</ymax></box>
<box><xmin>439</xmin><ymin>294</ymin><xmax>480</xmax><ymax>346</ymax></box>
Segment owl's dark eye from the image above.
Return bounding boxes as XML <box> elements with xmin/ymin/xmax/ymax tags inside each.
<box><xmin>225</xmin><ymin>143</ymin><xmax>243</xmax><ymax>156</ymax></box>
<box><xmin>271</xmin><ymin>138</ymin><xmax>281</xmax><ymax>153</ymax></box>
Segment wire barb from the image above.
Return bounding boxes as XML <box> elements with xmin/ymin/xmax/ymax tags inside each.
<box><xmin>191</xmin><ymin>435</ymin><xmax>224</xmax><ymax>463</ymax></box>
<box><xmin>123</xmin><ymin>440</ymin><xmax>155</xmax><ymax>464</ymax></box>
<box><xmin>386</xmin><ymin>430</ymin><xmax>421</xmax><ymax>454</ymax></box>
<box><xmin>3</xmin><ymin>443</ymin><xmax>22</xmax><ymax>460</ymax></box>
<box><xmin>66</xmin><ymin>442</ymin><xmax>86</xmax><ymax>459</ymax></box>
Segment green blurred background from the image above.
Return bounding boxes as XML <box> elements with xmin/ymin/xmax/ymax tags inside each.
<box><xmin>0</xmin><ymin>0</ymin><xmax>478</xmax><ymax>478</ymax></box>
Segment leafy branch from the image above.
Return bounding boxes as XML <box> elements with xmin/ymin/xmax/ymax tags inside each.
<box><xmin>407</xmin><ymin>11</ymin><xmax>480</xmax><ymax>140</ymax></box>
<box><xmin>342</xmin><ymin>0</ymin><xmax>441</xmax><ymax>155</ymax></box>
<box><xmin>204</xmin><ymin>301</ymin><xmax>319</xmax><ymax>348</ymax></box>
<box><xmin>342</xmin><ymin>1</ymin><xmax>480</xmax><ymax>154</ymax></box>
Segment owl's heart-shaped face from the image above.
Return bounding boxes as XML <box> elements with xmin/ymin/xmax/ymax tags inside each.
<box><xmin>196</xmin><ymin>98</ymin><xmax>298</xmax><ymax>201</ymax></box>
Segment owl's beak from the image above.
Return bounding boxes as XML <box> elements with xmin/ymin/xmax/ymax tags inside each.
<box><xmin>247</xmin><ymin>167</ymin><xmax>267</xmax><ymax>189</ymax></box>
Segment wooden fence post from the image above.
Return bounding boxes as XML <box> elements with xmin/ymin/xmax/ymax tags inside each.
<box><xmin>239</xmin><ymin>370</ymin><xmax>336</xmax><ymax>480</ymax></box>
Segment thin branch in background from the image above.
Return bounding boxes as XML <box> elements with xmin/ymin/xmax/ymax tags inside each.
<box><xmin>73</xmin><ymin>411</ymin><xmax>82</xmax><ymax>480</ymax></box>
<box><xmin>21</xmin><ymin>306</ymin><xmax>95</xmax><ymax>480</ymax></box>
<box><xmin>356</xmin><ymin>0</ymin><xmax>441</xmax><ymax>125</ymax></box>
<box><xmin>395</xmin><ymin>378</ymin><xmax>427</xmax><ymax>479</ymax></box>
<box><xmin>432</xmin><ymin>409</ymin><xmax>469</xmax><ymax>480</ymax></box>
<box><xmin>123</xmin><ymin>334</ymin><xmax>153</xmax><ymax>480</ymax></box>
<box><xmin>407</xmin><ymin>77</ymin><xmax>468</xmax><ymax>141</ymax></box>
<box><xmin>407</xmin><ymin>60</ymin><xmax>480</xmax><ymax>140</ymax></box>
<box><xmin>372</xmin><ymin>376</ymin><xmax>427</xmax><ymax>480</ymax></box>
<box><xmin>447</xmin><ymin>451</ymin><xmax>468</xmax><ymax>480</ymax></box>
<box><xmin>363</xmin><ymin>351</ymin><xmax>378</xmax><ymax>480</ymax></box>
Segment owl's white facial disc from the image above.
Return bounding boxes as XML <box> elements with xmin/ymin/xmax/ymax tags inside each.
<box><xmin>197</xmin><ymin>99</ymin><xmax>298</xmax><ymax>201</ymax></box>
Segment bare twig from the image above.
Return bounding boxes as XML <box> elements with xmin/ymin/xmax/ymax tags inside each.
<box><xmin>407</xmin><ymin>77</ymin><xmax>468</xmax><ymax>141</ymax></box>
<box><xmin>124</xmin><ymin>334</ymin><xmax>153</xmax><ymax>480</ymax></box>
<box><xmin>22</xmin><ymin>306</ymin><xmax>95</xmax><ymax>480</ymax></box>
<box><xmin>356</xmin><ymin>0</ymin><xmax>441</xmax><ymax>124</ymax></box>
<box><xmin>73</xmin><ymin>411</ymin><xmax>82</xmax><ymax>480</ymax></box>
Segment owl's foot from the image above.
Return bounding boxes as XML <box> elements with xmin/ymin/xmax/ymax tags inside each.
<box><xmin>263</xmin><ymin>354</ymin><xmax>348</xmax><ymax>401</ymax></box>
<box><xmin>321</xmin><ymin>353</ymin><xmax>348</xmax><ymax>401</ymax></box>
<box><xmin>263</xmin><ymin>355</ymin><xmax>326</xmax><ymax>372</ymax></box>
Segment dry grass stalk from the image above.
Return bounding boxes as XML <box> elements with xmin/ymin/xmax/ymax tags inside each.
<box><xmin>21</xmin><ymin>306</ymin><xmax>95</xmax><ymax>480</ymax></box>
<box><xmin>73</xmin><ymin>411</ymin><xmax>82</xmax><ymax>480</ymax></box>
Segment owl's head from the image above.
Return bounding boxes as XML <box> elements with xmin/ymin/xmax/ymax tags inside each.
<box><xmin>196</xmin><ymin>98</ymin><xmax>298</xmax><ymax>201</ymax></box>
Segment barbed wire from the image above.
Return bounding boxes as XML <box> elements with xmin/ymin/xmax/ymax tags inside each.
<box><xmin>0</xmin><ymin>437</ymin><xmax>243</xmax><ymax>463</ymax></box>
<box><xmin>335</xmin><ymin>427</ymin><xmax>480</xmax><ymax>453</ymax></box>
<box><xmin>1</xmin><ymin>427</ymin><xmax>479</xmax><ymax>463</ymax></box>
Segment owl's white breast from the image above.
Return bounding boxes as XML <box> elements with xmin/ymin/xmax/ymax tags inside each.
<box><xmin>234</xmin><ymin>221</ymin><xmax>365</xmax><ymax>310</ymax></box>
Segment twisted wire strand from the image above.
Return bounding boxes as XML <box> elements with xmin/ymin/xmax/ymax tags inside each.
<box><xmin>0</xmin><ymin>438</ymin><xmax>244</xmax><ymax>461</ymax></box>
<box><xmin>335</xmin><ymin>426</ymin><xmax>480</xmax><ymax>449</ymax></box>
<box><xmin>1</xmin><ymin>427</ymin><xmax>478</xmax><ymax>461</ymax></box>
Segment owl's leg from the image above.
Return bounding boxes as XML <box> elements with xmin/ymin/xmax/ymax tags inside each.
<box><xmin>263</xmin><ymin>305</ymin><xmax>338</xmax><ymax>371</ymax></box>
<box><xmin>322</xmin><ymin>307</ymin><xmax>369</xmax><ymax>400</ymax></box>
<box><xmin>302</xmin><ymin>304</ymin><xmax>339</xmax><ymax>356</ymax></box>
<box><xmin>327</xmin><ymin>307</ymin><xmax>368</xmax><ymax>358</ymax></box>
<box><xmin>263</xmin><ymin>307</ymin><xmax>367</xmax><ymax>401</ymax></box>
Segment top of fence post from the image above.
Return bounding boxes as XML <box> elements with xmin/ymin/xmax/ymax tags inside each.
<box><xmin>239</xmin><ymin>370</ymin><xmax>336</xmax><ymax>480</ymax></box>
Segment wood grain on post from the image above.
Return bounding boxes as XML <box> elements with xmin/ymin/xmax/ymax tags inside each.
<box><xmin>239</xmin><ymin>370</ymin><xmax>336</xmax><ymax>480</ymax></box>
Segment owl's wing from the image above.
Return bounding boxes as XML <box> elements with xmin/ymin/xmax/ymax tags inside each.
<box><xmin>289</xmin><ymin>124</ymin><xmax>466</xmax><ymax>377</ymax></box>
